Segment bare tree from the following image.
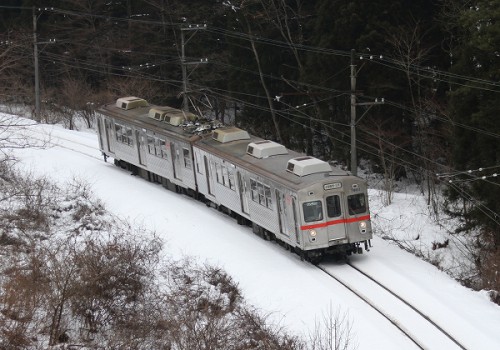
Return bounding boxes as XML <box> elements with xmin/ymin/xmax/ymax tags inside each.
<box><xmin>234</xmin><ymin>0</ymin><xmax>310</xmax><ymax>144</ymax></box>
<box><xmin>0</xmin><ymin>29</ymin><xmax>35</xmax><ymax>116</ymax></box>
<box><xmin>107</xmin><ymin>77</ymin><xmax>163</xmax><ymax>103</ymax></box>
<box><xmin>387</xmin><ymin>22</ymin><xmax>445</xmax><ymax>215</ymax></box>
<box><xmin>362</xmin><ymin>116</ymin><xmax>411</xmax><ymax>205</ymax></box>
<box><xmin>243</xmin><ymin>17</ymin><xmax>283</xmax><ymax>143</ymax></box>
<box><xmin>0</xmin><ymin>166</ymin><xmax>303</xmax><ymax>348</ymax></box>
<box><xmin>0</xmin><ymin>113</ymin><xmax>51</xmax><ymax>165</ymax></box>
<box><xmin>308</xmin><ymin>305</ymin><xmax>357</xmax><ymax>350</ymax></box>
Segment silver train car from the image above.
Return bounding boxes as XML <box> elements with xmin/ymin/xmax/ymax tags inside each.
<box><xmin>95</xmin><ymin>97</ymin><xmax>372</xmax><ymax>262</ymax></box>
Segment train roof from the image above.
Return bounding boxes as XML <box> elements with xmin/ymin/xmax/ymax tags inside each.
<box><xmin>195</xmin><ymin>131</ymin><xmax>349</xmax><ymax>190</ymax></box>
<box><xmin>97</xmin><ymin>100</ymin><xmax>213</xmax><ymax>142</ymax></box>
<box><xmin>97</xmin><ymin>99</ymin><xmax>351</xmax><ymax>190</ymax></box>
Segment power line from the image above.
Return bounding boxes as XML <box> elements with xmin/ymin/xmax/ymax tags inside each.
<box><xmin>447</xmin><ymin>182</ymin><xmax>500</xmax><ymax>227</ymax></box>
<box><xmin>6</xmin><ymin>7</ymin><xmax>497</xmax><ymax>169</ymax></box>
<box><xmin>17</xmin><ymin>5</ymin><xmax>499</xmax><ymax>94</ymax></box>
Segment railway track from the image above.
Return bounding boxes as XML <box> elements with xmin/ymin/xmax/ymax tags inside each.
<box><xmin>25</xmin><ymin>125</ymin><xmax>103</xmax><ymax>161</ymax></box>
<box><xmin>16</xmin><ymin>122</ymin><xmax>473</xmax><ymax>349</ymax></box>
<box><xmin>318</xmin><ymin>262</ymin><xmax>467</xmax><ymax>349</ymax></box>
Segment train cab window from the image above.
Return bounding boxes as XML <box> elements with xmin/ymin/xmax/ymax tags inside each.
<box><xmin>347</xmin><ymin>193</ymin><xmax>367</xmax><ymax>215</ymax></box>
<box><xmin>303</xmin><ymin>201</ymin><xmax>323</xmax><ymax>223</ymax></box>
<box><xmin>326</xmin><ymin>195</ymin><xmax>342</xmax><ymax>218</ymax></box>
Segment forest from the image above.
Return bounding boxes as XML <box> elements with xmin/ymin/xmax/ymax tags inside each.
<box><xmin>0</xmin><ymin>1</ymin><xmax>499</xmax><ymax>295</ymax></box>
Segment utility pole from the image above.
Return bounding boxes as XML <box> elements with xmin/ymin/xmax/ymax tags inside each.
<box><xmin>180</xmin><ymin>24</ymin><xmax>207</xmax><ymax>112</ymax></box>
<box><xmin>33</xmin><ymin>7</ymin><xmax>55</xmax><ymax>122</ymax></box>
<box><xmin>350</xmin><ymin>49</ymin><xmax>357</xmax><ymax>176</ymax></box>
<box><xmin>350</xmin><ymin>49</ymin><xmax>384</xmax><ymax>176</ymax></box>
<box><xmin>33</xmin><ymin>7</ymin><xmax>40</xmax><ymax>121</ymax></box>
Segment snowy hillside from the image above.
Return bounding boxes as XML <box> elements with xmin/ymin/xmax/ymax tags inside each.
<box><xmin>4</xmin><ymin>115</ymin><xmax>500</xmax><ymax>349</ymax></box>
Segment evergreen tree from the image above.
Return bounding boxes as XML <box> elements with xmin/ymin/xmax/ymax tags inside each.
<box><xmin>445</xmin><ymin>0</ymin><xmax>500</xmax><ymax>243</ymax></box>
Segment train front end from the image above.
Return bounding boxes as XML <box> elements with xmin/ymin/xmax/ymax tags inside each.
<box><xmin>297</xmin><ymin>176</ymin><xmax>372</xmax><ymax>261</ymax></box>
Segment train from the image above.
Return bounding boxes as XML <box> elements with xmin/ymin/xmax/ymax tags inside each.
<box><xmin>95</xmin><ymin>96</ymin><xmax>372</xmax><ymax>263</ymax></box>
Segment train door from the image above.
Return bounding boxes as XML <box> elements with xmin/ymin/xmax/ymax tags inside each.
<box><xmin>276</xmin><ymin>190</ymin><xmax>285</xmax><ymax>235</ymax></box>
<box><xmin>276</xmin><ymin>190</ymin><xmax>289</xmax><ymax>237</ymax></box>
<box><xmin>97</xmin><ymin>118</ymin><xmax>104</xmax><ymax>150</ymax></box>
<box><xmin>135</xmin><ymin>130</ymin><xmax>146</xmax><ymax>166</ymax></box>
<box><xmin>292</xmin><ymin>196</ymin><xmax>300</xmax><ymax>244</ymax></box>
<box><xmin>324</xmin><ymin>194</ymin><xmax>346</xmax><ymax>242</ymax></box>
<box><xmin>170</xmin><ymin>142</ymin><xmax>181</xmax><ymax>180</ymax></box>
<box><xmin>104</xmin><ymin>119</ymin><xmax>114</xmax><ymax>153</ymax></box>
<box><xmin>237</xmin><ymin>172</ymin><xmax>249</xmax><ymax>214</ymax></box>
<box><xmin>204</xmin><ymin>155</ymin><xmax>214</xmax><ymax>196</ymax></box>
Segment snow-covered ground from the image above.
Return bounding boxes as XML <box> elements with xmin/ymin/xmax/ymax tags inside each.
<box><xmin>6</xmin><ymin>117</ymin><xmax>500</xmax><ymax>349</ymax></box>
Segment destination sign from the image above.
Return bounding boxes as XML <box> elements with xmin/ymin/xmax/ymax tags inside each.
<box><xmin>323</xmin><ymin>182</ymin><xmax>342</xmax><ymax>190</ymax></box>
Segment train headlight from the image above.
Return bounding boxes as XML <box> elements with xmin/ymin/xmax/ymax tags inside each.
<box><xmin>359</xmin><ymin>221</ymin><xmax>367</xmax><ymax>234</ymax></box>
<box><xmin>309</xmin><ymin>230</ymin><xmax>317</xmax><ymax>237</ymax></box>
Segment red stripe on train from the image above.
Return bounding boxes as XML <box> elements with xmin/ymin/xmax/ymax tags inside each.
<box><xmin>300</xmin><ymin>214</ymin><xmax>371</xmax><ymax>231</ymax></box>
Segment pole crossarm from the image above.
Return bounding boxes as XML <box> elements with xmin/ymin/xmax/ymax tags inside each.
<box><xmin>355</xmin><ymin>100</ymin><xmax>385</xmax><ymax>125</ymax></box>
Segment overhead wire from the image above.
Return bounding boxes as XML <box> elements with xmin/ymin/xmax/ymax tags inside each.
<box><xmin>23</xmin><ymin>5</ymin><xmax>499</xmax><ymax>94</ymax></box>
<box><xmin>6</xmin><ymin>4</ymin><xmax>497</xmax><ymax>224</ymax></box>
<box><xmin>198</xmin><ymin>83</ymin><xmax>500</xmax><ymax>193</ymax></box>
<box><xmin>369</xmin><ymin>58</ymin><xmax>500</xmax><ymax>93</ymax></box>
<box><xmin>0</xmin><ymin>4</ymin><xmax>495</xmax><ymax>90</ymax></box>
<box><xmin>447</xmin><ymin>182</ymin><xmax>500</xmax><ymax>227</ymax></box>
<box><xmin>27</xmin><ymin>6</ymin><xmax>500</xmax><ymax>164</ymax></box>
<box><xmin>202</xmin><ymin>86</ymin><xmax>500</xmax><ymax>221</ymax></box>
<box><xmin>8</xmin><ymin>5</ymin><xmax>500</xmax><ymax>183</ymax></box>
<box><xmin>201</xmin><ymin>82</ymin><xmax>436</xmax><ymax>178</ymax></box>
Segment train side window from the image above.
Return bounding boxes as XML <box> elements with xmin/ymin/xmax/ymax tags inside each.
<box><xmin>159</xmin><ymin>139</ymin><xmax>168</xmax><ymax>159</ymax></box>
<box><xmin>250</xmin><ymin>178</ymin><xmax>272</xmax><ymax>208</ymax></box>
<box><xmin>326</xmin><ymin>195</ymin><xmax>341</xmax><ymax>218</ymax></box>
<box><xmin>125</xmin><ymin>127</ymin><xmax>133</xmax><ymax>146</ymax></box>
<box><xmin>250</xmin><ymin>179</ymin><xmax>257</xmax><ymax>201</ymax></box>
<box><xmin>222</xmin><ymin>166</ymin><xmax>229</xmax><ymax>186</ymax></box>
<box><xmin>114</xmin><ymin>124</ymin><xmax>133</xmax><ymax>146</ymax></box>
<box><xmin>303</xmin><ymin>201</ymin><xmax>323</xmax><ymax>222</ymax></box>
<box><xmin>183</xmin><ymin>148</ymin><xmax>192</xmax><ymax>169</ymax></box>
<box><xmin>195</xmin><ymin>153</ymin><xmax>203</xmax><ymax>174</ymax></box>
<box><xmin>147</xmin><ymin>136</ymin><xmax>155</xmax><ymax>154</ymax></box>
<box><xmin>264</xmin><ymin>185</ymin><xmax>272</xmax><ymax>208</ymax></box>
<box><xmin>347</xmin><ymin>193</ymin><xmax>367</xmax><ymax>215</ymax></box>
<box><xmin>215</xmin><ymin>163</ymin><xmax>222</xmax><ymax>183</ymax></box>
<box><xmin>227</xmin><ymin>168</ymin><xmax>235</xmax><ymax>190</ymax></box>
<box><xmin>258</xmin><ymin>182</ymin><xmax>265</xmax><ymax>205</ymax></box>
<box><xmin>115</xmin><ymin>124</ymin><xmax>122</xmax><ymax>141</ymax></box>
<box><xmin>154</xmin><ymin>138</ymin><xmax>162</xmax><ymax>157</ymax></box>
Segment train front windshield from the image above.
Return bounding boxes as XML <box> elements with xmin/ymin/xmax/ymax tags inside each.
<box><xmin>302</xmin><ymin>200</ymin><xmax>323</xmax><ymax>222</ymax></box>
<box><xmin>302</xmin><ymin>193</ymin><xmax>368</xmax><ymax>223</ymax></box>
<box><xmin>347</xmin><ymin>193</ymin><xmax>367</xmax><ymax>215</ymax></box>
